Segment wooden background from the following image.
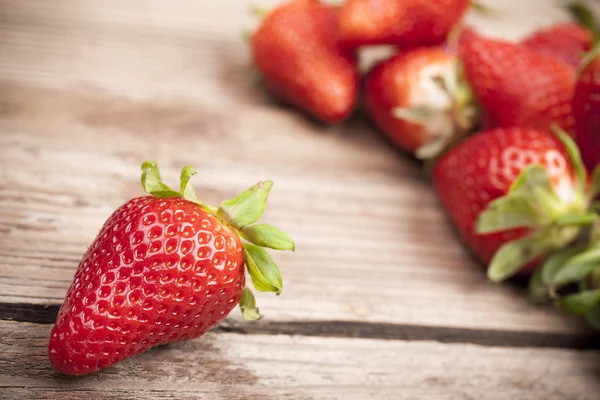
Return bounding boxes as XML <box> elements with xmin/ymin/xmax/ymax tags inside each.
<box><xmin>1</xmin><ymin>0</ymin><xmax>600</xmax><ymax>399</ymax></box>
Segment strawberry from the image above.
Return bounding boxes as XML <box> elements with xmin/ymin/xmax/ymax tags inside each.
<box><xmin>337</xmin><ymin>0</ymin><xmax>471</xmax><ymax>49</ymax></box>
<box><xmin>573</xmin><ymin>49</ymin><xmax>600</xmax><ymax>172</ymax></box>
<box><xmin>521</xmin><ymin>23</ymin><xmax>592</xmax><ymax>67</ymax></box>
<box><xmin>458</xmin><ymin>28</ymin><xmax>577</xmax><ymax>135</ymax></box>
<box><xmin>48</xmin><ymin>162</ymin><xmax>294</xmax><ymax>375</ymax></box>
<box><xmin>251</xmin><ymin>0</ymin><xmax>359</xmax><ymax>123</ymax></box>
<box><xmin>364</xmin><ymin>47</ymin><xmax>477</xmax><ymax>158</ymax></box>
<box><xmin>433</xmin><ymin>127</ymin><xmax>598</xmax><ymax>281</ymax></box>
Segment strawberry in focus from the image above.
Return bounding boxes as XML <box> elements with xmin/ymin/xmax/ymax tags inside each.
<box><xmin>521</xmin><ymin>23</ymin><xmax>592</xmax><ymax>67</ymax></box>
<box><xmin>337</xmin><ymin>0</ymin><xmax>471</xmax><ymax>49</ymax></box>
<box><xmin>433</xmin><ymin>127</ymin><xmax>597</xmax><ymax>281</ymax></box>
<box><xmin>48</xmin><ymin>162</ymin><xmax>294</xmax><ymax>375</ymax></box>
<box><xmin>458</xmin><ymin>28</ymin><xmax>577</xmax><ymax>134</ymax></box>
<box><xmin>364</xmin><ymin>47</ymin><xmax>477</xmax><ymax>158</ymax></box>
<box><xmin>573</xmin><ymin>49</ymin><xmax>600</xmax><ymax>172</ymax></box>
<box><xmin>251</xmin><ymin>0</ymin><xmax>359</xmax><ymax>123</ymax></box>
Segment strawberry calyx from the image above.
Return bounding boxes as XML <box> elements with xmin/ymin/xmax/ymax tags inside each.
<box><xmin>527</xmin><ymin>197</ymin><xmax>600</xmax><ymax>326</ymax></box>
<box><xmin>476</xmin><ymin>128</ymin><xmax>600</xmax><ymax>282</ymax></box>
<box><xmin>140</xmin><ymin>161</ymin><xmax>295</xmax><ymax>321</ymax></box>
<box><xmin>392</xmin><ymin>61</ymin><xmax>479</xmax><ymax>159</ymax></box>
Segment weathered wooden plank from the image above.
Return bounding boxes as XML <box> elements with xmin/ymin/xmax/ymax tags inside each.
<box><xmin>2</xmin><ymin>320</ymin><xmax>600</xmax><ymax>400</ymax></box>
<box><xmin>0</xmin><ymin>0</ymin><xmax>595</xmax><ymax>334</ymax></box>
<box><xmin>0</xmin><ymin>82</ymin><xmax>587</xmax><ymax>334</ymax></box>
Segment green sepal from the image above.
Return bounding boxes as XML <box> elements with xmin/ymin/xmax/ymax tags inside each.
<box><xmin>487</xmin><ymin>233</ymin><xmax>552</xmax><ymax>282</ymax></box>
<box><xmin>249</xmin><ymin>5</ymin><xmax>270</xmax><ymax>18</ymax></box>
<box><xmin>552</xmin><ymin>245</ymin><xmax>600</xmax><ymax>288</ymax></box>
<box><xmin>476</xmin><ymin>165</ymin><xmax>564</xmax><ymax>235</ymax></box>
<box><xmin>528</xmin><ymin>267</ymin><xmax>551</xmax><ymax>304</ymax></box>
<box><xmin>508</xmin><ymin>164</ymin><xmax>553</xmax><ymax>193</ymax></box>
<box><xmin>476</xmin><ymin>195</ymin><xmax>543</xmax><ymax>233</ymax></box>
<box><xmin>540</xmin><ymin>245</ymin><xmax>586</xmax><ymax>291</ymax></box>
<box><xmin>180</xmin><ymin>166</ymin><xmax>201</xmax><ymax>203</ymax></box>
<box><xmin>241</xmin><ymin>224</ymin><xmax>295</xmax><ymax>251</ymax></box>
<box><xmin>553</xmin><ymin>212</ymin><xmax>599</xmax><ymax>227</ymax></box>
<box><xmin>218</xmin><ymin>180</ymin><xmax>273</xmax><ymax>229</ymax></box>
<box><xmin>557</xmin><ymin>289</ymin><xmax>600</xmax><ymax>315</ymax></box>
<box><xmin>243</xmin><ymin>243</ymin><xmax>283</xmax><ymax>294</ymax></box>
<box><xmin>471</xmin><ymin>0</ymin><xmax>495</xmax><ymax>15</ymax></box>
<box><xmin>551</xmin><ymin>125</ymin><xmax>587</xmax><ymax>189</ymax></box>
<box><xmin>239</xmin><ymin>287</ymin><xmax>263</xmax><ymax>321</ymax></box>
<box><xmin>393</xmin><ymin>105</ymin><xmax>440</xmax><ymax>124</ymax></box>
<box><xmin>141</xmin><ymin>161</ymin><xmax>181</xmax><ymax>198</ymax></box>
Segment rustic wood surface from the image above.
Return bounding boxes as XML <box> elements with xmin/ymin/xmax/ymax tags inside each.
<box><xmin>3</xmin><ymin>320</ymin><xmax>600</xmax><ymax>400</ymax></box>
<box><xmin>1</xmin><ymin>0</ymin><xmax>600</xmax><ymax>399</ymax></box>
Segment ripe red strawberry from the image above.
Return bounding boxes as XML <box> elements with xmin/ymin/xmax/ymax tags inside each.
<box><xmin>573</xmin><ymin>49</ymin><xmax>600</xmax><ymax>172</ymax></box>
<box><xmin>458</xmin><ymin>28</ymin><xmax>577</xmax><ymax>135</ymax></box>
<box><xmin>337</xmin><ymin>0</ymin><xmax>471</xmax><ymax>49</ymax></box>
<box><xmin>521</xmin><ymin>23</ymin><xmax>592</xmax><ymax>67</ymax></box>
<box><xmin>364</xmin><ymin>47</ymin><xmax>477</xmax><ymax>158</ymax></box>
<box><xmin>433</xmin><ymin>127</ymin><xmax>597</xmax><ymax>281</ymax></box>
<box><xmin>48</xmin><ymin>162</ymin><xmax>294</xmax><ymax>375</ymax></box>
<box><xmin>251</xmin><ymin>0</ymin><xmax>359</xmax><ymax>123</ymax></box>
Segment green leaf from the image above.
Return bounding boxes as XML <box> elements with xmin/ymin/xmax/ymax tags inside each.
<box><xmin>218</xmin><ymin>180</ymin><xmax>273</xmax><ymax>228</ymax></box>
<box><xmin>553</xmin><ymin>212</ymin><xmax>599</xmax><ymax>227</ymax></box>
<box><xmin>567</xmin><ymin>1</ymin><xmax>600</xmax><ymax>46</ymax></box>
<box><xmin>540</xmin><ymin>245</ymin><xmax>585</xmax><ymax>288</ymax></box>
<box><xmin>551</xmin><ymin>125</ymin><xmax>586</xmax><ymax>189</ymax></box>
<box><xmin>529</xmin><ymin>266</ymin><xmax>551</xmax><ymax>304</ymax></box>
<box><xmin>487</xmin><ymin>234</ymin><xmax>551</xmax><ymax>282</ymax></box>
<box><xmin>140</xmin><ymin>160</ymin><xmax>181</xmax><ymax>198</ymax></box>
<box><xmin>553</xmin><ymin>246</ymin><xmax>600</xmax><ymax>287</ymax></box>
<box><xmin>476</xmin><ymin>195</ymin><xmax>542</xmax><ymax>234</ymax></box>
<box><xmin>242</xmin><ymin>224</ymin><xmax>295</xmax><ymax>251</ymax></box>
<box><xmin>243</xmin><ymin>243</ymin><xmax>283</xmax><ymax>294</ymax></box>
<box><xmin>557</xmin><ymin>289</ymin><xmax>600</xmax><ymax>315</ymax></box>
<box><xmin>239</xmin><ymin>287</ymin><xmax>263</xmax><ymax>321</ymax></box>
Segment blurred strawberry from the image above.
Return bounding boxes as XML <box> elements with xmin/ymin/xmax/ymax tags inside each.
<box><xmin>521</xmin><ymin>23</ymin><xmax>592</xmax><ymax>67</ymax></box>
<box><xmin>251</xmin><ymin>0</ymin><xmax>359</xmax><ymax>123</ymax></box>
<box><xmin>364</xmin><ymin>47</ymin><xmax>477</xmax><ymax>158</ymax></box>
<box><xmin>573</xmin><ymin>49</ymin><xmax>600</xmax><ymax>172</ymax></box>
<box><xmin>337</xmin><ymin>0</ymin><xmax>471</xmax><ymax>49</ymax></box>
<box><xmin>433</xmin><ymin>127</ymin><xmax>597</xmax><ymax>281</ymax></box>
<box><xmin>458</xmin><ymin>28</ymin><xmax>577</xmax><ymax>135</ymax></box>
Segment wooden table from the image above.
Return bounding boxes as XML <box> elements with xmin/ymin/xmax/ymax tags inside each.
<box><xmin>1</xmin><ymin>1</ymin><xmax>600</xmax><ymax>399</ymax></box>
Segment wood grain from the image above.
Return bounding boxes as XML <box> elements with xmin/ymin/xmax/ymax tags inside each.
<box><xmin>0</xmin><ymin>82</ymin><xmax>589</xmax><ymax>335</ymax></box>
<box><xmin>3</xmin><ymin>320</ymin><xmax>600</xmax><ymax>400</ymax></box>
<box><xmin>0</xmin><ymin>0</ymin><xmax>596</xmax><ymax>335</ymax></box>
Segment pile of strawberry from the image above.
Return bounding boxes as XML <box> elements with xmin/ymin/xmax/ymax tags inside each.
<box><xmin>250</xmin><ymin>0</ymin><xmax>600</xmax><ymax>327</ymax></box>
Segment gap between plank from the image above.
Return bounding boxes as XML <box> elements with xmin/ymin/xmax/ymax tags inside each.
<box><xmin>1</xmin><ymin>302</ymin><xmax>598</xmax><ymax>350</ymax></box>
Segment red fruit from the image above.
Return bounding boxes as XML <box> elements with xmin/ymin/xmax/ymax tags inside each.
<box><xmin>573</xmin><ymin>50</ymin><xmax>600</xmax><ymax>172</ymax></box>
<box><xmin>433</xmin><ymin>127</ymin><xmax>594</xmax><ymax>281</ymax></box>
<box><xmin>459</xmin><ymin>28</ymin><xmax>577</xmax><ymax>135</ymax></box>
<box><xmin>48</xmin><ymin>162</ymin><xmax>294</xmax><ymax>375</ymax></box>
<box><xmin>364</xmin><ymin>47</ymin><xmax>477</xmax><ymax>158</ymax></box>
<box><xmin>337</xmin><ymin>0</ymin><xmax>471</xmax><ymax>49</ymax></box>
<box><xmin>251</xmin><ymin>0</ymin><xmax>359</xmax><ymax>123</ymax></box>
<box><xmin>521</xmin><ymin>23</ymin><xmax>592</xmax><ymax>67</ymax></box>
